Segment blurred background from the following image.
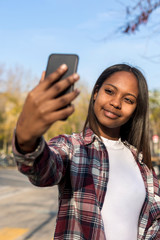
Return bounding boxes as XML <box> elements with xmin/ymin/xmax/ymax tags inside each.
<box><xmin>0</xmin><ymin>0</ymin><xmax>160</xmax><ymax>239</ymax></box>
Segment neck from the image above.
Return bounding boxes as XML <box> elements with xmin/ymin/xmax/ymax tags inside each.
<box><xmin>98</xmin><ymin>124</ymin><xmax>120</xmax><ymax>140</ymax></box>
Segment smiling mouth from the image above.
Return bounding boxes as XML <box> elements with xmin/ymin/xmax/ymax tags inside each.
<box><xmin>103</xmin><ymin>109</ymin><xmax>121</xmax><ymax>119</ymax></box>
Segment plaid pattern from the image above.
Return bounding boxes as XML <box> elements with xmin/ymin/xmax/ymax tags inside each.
<box><xmin>12</xmin><ymin>128</ymin><xmax>160</xmax><ymax>240</ymax></box>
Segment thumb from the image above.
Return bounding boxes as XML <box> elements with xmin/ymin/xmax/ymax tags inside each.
<box><xmin>39</xmin><ymin>71</ymin><xmax>46</xmax><ymax>83</ymax></box>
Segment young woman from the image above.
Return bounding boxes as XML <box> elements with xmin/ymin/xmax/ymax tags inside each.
<box><xmin>12</xmin><ymin>63</ymin><xmax>160</xmax><ymax>240</ymax></box>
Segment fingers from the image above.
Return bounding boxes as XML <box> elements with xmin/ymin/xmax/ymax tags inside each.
<box><xmin>56</xmin><ymin>89</ymin><xmax>80</xmax><ymax>109</ymax></box>
<box><xmin>41</xmin><ymin>64</ymin><xmax>68</xmax><ymax>90</ymax></box>
<box><xmin>37</xmin><ymin>65</ymin><xmax>79</xmax><ymax>102</ymax></box>
<box><xmin>45</xmin><ymin>72</ymin><xmax>79</xmax><ymax>100</ymax></box>
<box><xmin>48</xmin><ymin>104</ymin><xmax>76</xmax><ymax>122</ymax></box>
<box><xmin>40</xmin><ymin>89</ymin><xmax>80</xmax><ymax>114</ymax></box>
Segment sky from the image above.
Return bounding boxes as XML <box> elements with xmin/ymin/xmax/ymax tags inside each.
<box><xmin>0</xmin><ymin>0</ymin><xmax>160</xmax><ymax>91</ymax></box>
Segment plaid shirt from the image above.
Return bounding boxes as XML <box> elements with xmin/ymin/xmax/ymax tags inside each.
<box><xmin>12</xmin><ymin>128</ymin><xmax>160</xmax><ymax>240</ymax></box>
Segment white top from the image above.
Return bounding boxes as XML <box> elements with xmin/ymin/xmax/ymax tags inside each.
<box><xmin>101</xmin><ymin>137</ymin><xmax>146</xmax><ymax>240</ymax></box>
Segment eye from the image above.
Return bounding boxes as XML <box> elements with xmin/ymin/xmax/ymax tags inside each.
<box><xmin>124</xmin><ymin>97</ymin><xmax>134</xmax><ymax>104</ymax></box>
<box><xmin>105</xmin><ymin>89</ymin><xmax>114</xmax><ymax>95</ymax></box>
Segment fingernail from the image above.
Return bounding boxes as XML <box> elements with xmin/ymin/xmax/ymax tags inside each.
<box><xmin>60</xmin><ymin>64</ymin><xmax>68</xmax><ymax>70</ymax></box>
<box><xmin>73</xmin><ymin>73</ymin><xmax>79</xmax><ymax>80</ymax></box>
<box><xmin>75</xmin><ymin>89</ymin><xmax>80</xmax><ymax>95</ymax></box>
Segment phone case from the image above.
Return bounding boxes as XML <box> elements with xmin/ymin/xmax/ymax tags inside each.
<box><xmin>45</xmin><ymin>53</ymin><xmax>79</xmax><ymax>79</ymax></box>
<box><xmin>45</xmin><ymin>54</ymin><xmax>79</xmax><ymax>116</ymax></box>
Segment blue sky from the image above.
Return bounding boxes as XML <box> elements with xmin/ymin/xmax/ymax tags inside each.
<box><xmin>0</xmin><ymin>0</ymin><xmax>160</xmax><ymax>90</ymax></box>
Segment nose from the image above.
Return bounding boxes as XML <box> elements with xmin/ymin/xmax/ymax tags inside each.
<box><xmin>110</xmin><ymin>97</ymin><xmax>121</xmax><ymax>109</ymax></box>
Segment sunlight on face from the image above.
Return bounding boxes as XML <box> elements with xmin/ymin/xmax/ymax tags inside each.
<box><xmin>93</xmin><ymin>71</ymin><xmax>139</xmax><ymax>139</ymax></box>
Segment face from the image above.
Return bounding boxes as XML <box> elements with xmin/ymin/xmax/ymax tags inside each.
<box><xmin>93</xmin><ymin>71</ymin><xmax>139</xmax><ymax>140</ymax></box>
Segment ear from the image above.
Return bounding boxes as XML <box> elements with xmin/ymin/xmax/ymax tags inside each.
<box><xmin>93</xmin><ymin>91</ymin><xmax>98</xmax><ymax>100</ymax></box>
<box><xmin>93</xmin><ymin>86</ymin><xmax>99</xmax><ymax>100</ymax></box>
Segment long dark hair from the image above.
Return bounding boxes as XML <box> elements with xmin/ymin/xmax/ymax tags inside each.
<box><xmin>83</xmin><ymin>63</ymin><xmax>152</xmax><ymax>169</ymax></box>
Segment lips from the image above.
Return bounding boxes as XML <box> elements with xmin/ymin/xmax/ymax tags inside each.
<box><xmin>103</xmin><ymin>108</ymin><xmax>121</xmax><ymax>119</ymax></box>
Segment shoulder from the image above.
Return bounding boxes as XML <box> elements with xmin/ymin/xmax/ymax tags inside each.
<box><xmin>48</xmin><ymin>129</ymin><xmax>85</xmax><ymax>147</ymax></box>
<box><xmin>48</xmin><ymin>133</ymin><xmax>81</xmax><ymax>148</ymax></box>
<box><xmin>48</xmin><ymin>128</ymin><xmax>97</xmax><ymax>150</ymax></box>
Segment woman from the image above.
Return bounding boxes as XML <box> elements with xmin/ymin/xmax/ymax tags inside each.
<box><xmin>12</xmin><ymin>63</ymin><xmax>160</xmax><ymax>239</ymax></box>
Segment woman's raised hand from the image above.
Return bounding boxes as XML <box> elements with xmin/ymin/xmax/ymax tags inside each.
<box><xmin>15</xmin><ymin>64</ymin><xmax>80</xmax><ymax>152</ymax></box>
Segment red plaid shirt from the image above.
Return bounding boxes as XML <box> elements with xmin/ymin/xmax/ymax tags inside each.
<box><xmin>12</xmin><ymin>128</ymin><xmax>160</xmax><ymax>239</ymax></box>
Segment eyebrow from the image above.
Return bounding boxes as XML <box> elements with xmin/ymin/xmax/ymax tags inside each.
<box><xmin>104</xmin><ymin>83</ymin><xmax>137</xmax><ymax>99</ymax></box>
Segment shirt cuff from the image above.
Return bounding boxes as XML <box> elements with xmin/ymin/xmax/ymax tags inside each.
<box><xmin>12</xmin><ymin>130</ymin><xmax>46</xmax><ymax>167</ymax></box>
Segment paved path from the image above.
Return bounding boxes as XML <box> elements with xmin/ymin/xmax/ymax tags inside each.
<box><xmin>0</xmin><ymin>168</ymin><xmax>58</xmax><ymax>240</ymax></box>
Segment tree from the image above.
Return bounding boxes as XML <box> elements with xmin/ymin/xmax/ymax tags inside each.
<box><xmin>121</xmin><ymin>0</ymin><xmax>160</xmax><ymax>34</ymax></box>
<box><xmin>0</xmin><ymin>65</ymin><xmax>35</xmax><ymax>154</ymax></box>
<box><xmin>0</xmin><ymin>92</ymin><xmax>25</xmax><ymax>154</ymax></box>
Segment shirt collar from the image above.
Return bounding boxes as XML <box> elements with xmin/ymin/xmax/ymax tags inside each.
<box><xmin>82</xmin><ymin>128</ymin><xmax>99</xmax><ymax>145</ymax></box>
<box><xmin>82</xmin><ymin>128</ymin><xmax>144</xmax><ymax>164</ymax></box>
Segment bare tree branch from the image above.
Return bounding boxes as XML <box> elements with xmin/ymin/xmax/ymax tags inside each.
<box><xmin>122</xmin><ymin>0</ymin><xmax>160</xmax><ymax>34</ymax></box>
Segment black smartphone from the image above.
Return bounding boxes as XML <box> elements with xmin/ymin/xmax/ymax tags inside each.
<box><xmin>45</xmin><ymin>53</ymin><xmax>79</xmax><ymax>96</ymax></box>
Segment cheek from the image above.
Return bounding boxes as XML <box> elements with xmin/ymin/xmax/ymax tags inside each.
<box><xmin>93</xmin><ymin>97</ymin><xmax>101</xmax><ymax>110</ymax></box>
<box><xmin>124</xmin><ymin>105</ymin><xmax>137</xmax><ymax>119</ymax></box>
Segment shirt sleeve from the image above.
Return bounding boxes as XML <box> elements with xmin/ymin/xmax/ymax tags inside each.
<box><xmin>12</xmin><ymin>130</ymin><xmax>46</xmax><ymax>167</ymax></box>
<box><xmin>12</xmin><ymin>131</ymin><xmax>70</xmax><ymax>187</ymax></box>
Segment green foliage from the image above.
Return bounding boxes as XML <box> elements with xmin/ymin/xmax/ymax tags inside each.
<box><xmin>149</xmin><ymin>90</ymin><xmax>160</xmax><ymax>135</ymax></box>
<box><xmin>0</xmin><ymin>92</ymin><xmax>25</xmax><ymax>153</ymax></box>
<box><xmin>0</xmin><ymin>65</ymin><xmax>29</xmax><ymax>153</ymax></box>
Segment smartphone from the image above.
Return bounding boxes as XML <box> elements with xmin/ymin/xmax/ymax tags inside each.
<box><xmin>45</xmin><ymin>53</ymin><xmax>79</xmax><ymax>96</ymax></box>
